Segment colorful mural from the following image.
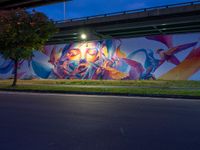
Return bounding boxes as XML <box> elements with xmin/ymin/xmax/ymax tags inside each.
<box><xmin>0</xmin><ymin>33</ymin><xmax>200</xmax><ymax>80</ymax></box>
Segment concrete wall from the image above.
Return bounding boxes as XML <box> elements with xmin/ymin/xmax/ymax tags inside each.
<box><xmin>0</xmin><ymin>32</ymin><xmax>200</xmax><ymax>80</ymax></box>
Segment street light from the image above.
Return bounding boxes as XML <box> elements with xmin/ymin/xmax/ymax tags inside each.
<box><xmin>80</xmin><ymin>33</ymin><xmax>87</xmax><ymax>40</ymax></box>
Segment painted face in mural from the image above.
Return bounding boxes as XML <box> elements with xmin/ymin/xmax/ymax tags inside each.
<box><xmin>63</xmin><ymin>42</ymin><xmax>102</xmax><ymax>78</ymax></box>
<box><xmin>66</xmin><ymin>42</ymin><xmax>100</xmax><ymax>63</ymax></box>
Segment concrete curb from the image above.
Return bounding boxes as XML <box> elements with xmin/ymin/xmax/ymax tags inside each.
<box><xmin>0</xmin><ymin>89</ymin><xmax>200</xmax><ymax>100</ymax></box>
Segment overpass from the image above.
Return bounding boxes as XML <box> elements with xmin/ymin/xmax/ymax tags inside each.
<box><xmin>0</xmin><ymin>0</ymin><xmax>71</xmax><ymax>9</ymax></box>
<box><xmin>48</xmin><ymin>0</ymin><xmax>200</xmax><ymax>45</ymax></box>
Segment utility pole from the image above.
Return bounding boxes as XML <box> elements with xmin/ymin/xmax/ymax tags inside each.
<box><xmin>64</xmin><ymin>1</ymin><xmax>66</xmax><ymax>20</ymax></box>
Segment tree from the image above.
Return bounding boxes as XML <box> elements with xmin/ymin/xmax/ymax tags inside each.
<box><xmin>0</xmin><ymin>9</ymin><xmax>57</xmax><ymax>86</ymax></box>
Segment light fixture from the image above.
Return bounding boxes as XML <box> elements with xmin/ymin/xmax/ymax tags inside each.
<box><xmin>80</xmin><ymin>33</ymin><xmax>87</xmax><ymax>40</ymax></box>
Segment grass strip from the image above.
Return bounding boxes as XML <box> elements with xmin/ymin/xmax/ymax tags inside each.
<box><xmin>1</xmin><ymin>79</ymin><xmax>200</xmax><ymax>88</ymax></box>
<box><xmin>0</xmin><ymin>84</ymin><xmax>200</xmax><ymax>97</ymax></box>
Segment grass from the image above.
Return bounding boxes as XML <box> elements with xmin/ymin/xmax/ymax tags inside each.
<box><xmin>0</xmin><ymin>79</ymin><xmax>200</xmax><ymax>97</ymax></box>
<box><xmin>0</xmin><ymin>79</ymin><xmax>200</xmax><ymax>88</ymax></box>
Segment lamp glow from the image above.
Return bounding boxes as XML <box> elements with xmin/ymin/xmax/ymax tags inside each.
<box><xmin>81</xmin><ymin>33</ymin><xmax>87</xmax><ymax>40</ymax></box>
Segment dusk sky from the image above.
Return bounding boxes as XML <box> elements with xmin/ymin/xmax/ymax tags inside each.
<box><xmin>33</xmin><ymin>0</ymin><xmax>195</xmax><ymax>21</ymax></box>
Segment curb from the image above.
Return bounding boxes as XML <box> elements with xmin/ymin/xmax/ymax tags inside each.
<box><xmin>0</xmin><ymin>89</ymin><xmax>200</xmax><ymax>100</ymax></box>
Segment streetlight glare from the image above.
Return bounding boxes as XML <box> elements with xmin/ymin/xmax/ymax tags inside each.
<box><xmin>81</xmin><ymin>33</ymin><xmax>87</xmax><ymax>40</ymax></box>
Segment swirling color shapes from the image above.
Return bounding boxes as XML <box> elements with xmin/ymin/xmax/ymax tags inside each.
<box><xmin>32</xmin><ymin>60</ymin><xmax>52</xmax><ymax>79</ymax></box>
<box><xmin>160</xmin><ymin>47</ymin><xmax>200</xmax><ymax>80</ymax></box>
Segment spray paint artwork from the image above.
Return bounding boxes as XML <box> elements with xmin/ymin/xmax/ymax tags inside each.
<box><xmin>0</xmin><ymin>33</ymin><xmax>200</xmax><ymax>80</ymax></box>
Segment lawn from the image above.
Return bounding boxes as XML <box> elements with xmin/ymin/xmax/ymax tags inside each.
<box><xmin>0</xmin><ymin>79</ymin><xmax>200</xmax><ymax>88</ymax></box>
<box><xmin>0</xmin><ymin>79</ymin><xmax>200</xmax><ymax>97</ymax></box>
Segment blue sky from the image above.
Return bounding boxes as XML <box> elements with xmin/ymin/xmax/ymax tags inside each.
<box><xmin>34</xmin><ymin>0</ymin><xmax>195</xmax><ymax>21</ymax></box>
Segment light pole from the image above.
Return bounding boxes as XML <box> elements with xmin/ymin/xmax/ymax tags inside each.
<box><xmin>64</xmin><ymin>1</ymin><xmax>66</xmax><ymax>20</ymax></box>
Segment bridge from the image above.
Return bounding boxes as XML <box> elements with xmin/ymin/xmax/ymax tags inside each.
<box><xmin>0</xmin><ymin>0</ymin><xmax>71</xmax><ymax>9</ymax></box>
<box><xmin>48</xmin><ymin>1</ymin><xmax>200</xmax><ymax>45</ymax></box>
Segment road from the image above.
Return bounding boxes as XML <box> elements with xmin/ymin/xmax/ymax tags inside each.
<box><xmin>0</xmin><ymin>92</ymin><xmax>200</xmax><ymax>150</ymax></box>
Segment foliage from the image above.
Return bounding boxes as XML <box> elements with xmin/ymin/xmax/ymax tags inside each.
<box><xmin>0</xmin><ymin>9</ymin><xmax>57</xmax><ymax>60</ymax></box>
<box><xmin>0</xmin><ymin>9</ymin><xmax>57</xmax><ymax>86</ymax></box>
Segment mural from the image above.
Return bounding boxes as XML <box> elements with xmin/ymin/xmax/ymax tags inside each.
<box><xmin>0</xmin><ymin>33</ymin><xmax>200</xmax><ymax>80</ymax></box>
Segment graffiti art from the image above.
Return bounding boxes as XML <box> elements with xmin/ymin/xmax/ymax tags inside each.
<box><xmin>0</xmin><ymin>33</ymin><xmax>200</xmax><ymax>80</ymax></box>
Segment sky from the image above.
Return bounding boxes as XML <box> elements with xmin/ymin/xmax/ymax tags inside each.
<box><xmin>34</xmin><ymin>0</ymin><xmax>196</xmax><ymax>21</ymax></box>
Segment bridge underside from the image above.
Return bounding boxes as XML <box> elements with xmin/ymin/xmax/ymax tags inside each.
<box><xmin>48</xmin><ymin>2</ymin><xmax>200</xmax><ymax>44</ymax></box>
<box><xmin>0</xmin><ymin>0</ymin><xmax>70</xmax><ymax>9</ymax></box>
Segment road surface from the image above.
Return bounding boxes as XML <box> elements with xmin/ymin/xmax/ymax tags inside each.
<box><xmin>0</xmin><ymin>92</ymin><xmax>200</xmax><ymax>150</ymax></box>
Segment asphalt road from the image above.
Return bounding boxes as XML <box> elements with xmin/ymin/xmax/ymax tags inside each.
<box><xmin>0</xmin><ymin>92</ymin><xmax>200</xmax><ymax>150</ymax></box>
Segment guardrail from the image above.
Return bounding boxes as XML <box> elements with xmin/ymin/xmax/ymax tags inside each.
<box><xmin>55</xmin><ymin>0</ymin><xmax>200</xmax><ymax>24</ymax></box>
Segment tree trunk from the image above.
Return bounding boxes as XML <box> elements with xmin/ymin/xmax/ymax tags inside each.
<box><xmin>12</xmin><ymin>59</ymin><xmax>18</xmax><ymax>87</ymax></box>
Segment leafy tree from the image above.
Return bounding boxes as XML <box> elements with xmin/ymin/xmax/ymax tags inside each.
<box><xmin>0</xmin><ymin>9</ymin><xmax>57</xmax><ymax>86</ymax></box>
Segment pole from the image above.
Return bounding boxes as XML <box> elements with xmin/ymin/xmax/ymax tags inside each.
<box><xmin>64</xmin><ymin>1</ymin><xmax>66</xmax><ymax>20</ymax></box>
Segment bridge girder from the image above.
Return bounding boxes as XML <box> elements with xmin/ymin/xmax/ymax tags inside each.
<box><xmin>47</xmin><ymin>1</ymin><xmax>200</xmax><ymax>45</ymax></box>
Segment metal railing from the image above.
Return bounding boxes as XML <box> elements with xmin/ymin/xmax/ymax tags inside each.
<box><xmin>55</xmin><ymin>0</ymin><xmax>200</xmax><ymax>24</ymax></box>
